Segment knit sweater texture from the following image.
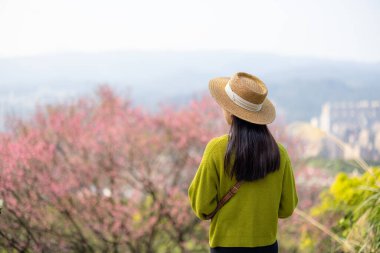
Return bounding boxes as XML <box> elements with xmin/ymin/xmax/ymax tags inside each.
<box><xmin>188</xmin><ymin>134</ymin><xmax>298</xmax><ymax>247</ymax></box>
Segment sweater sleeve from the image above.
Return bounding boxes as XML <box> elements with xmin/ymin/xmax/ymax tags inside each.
<box><xmin>278</xmin><ymin>150</ymin><xmax>298</xmax><ymax>218</ymax></box>
<box><xmin>188</xmin><ymin>138</ymin><xmax>219</xmax><ymax>220</ymax></box>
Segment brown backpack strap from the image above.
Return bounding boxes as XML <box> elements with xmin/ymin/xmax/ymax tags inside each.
<box><xmin>204</xmin><ymin>181</ymin><xmax>243</xmax><ymax>220</ymax></box>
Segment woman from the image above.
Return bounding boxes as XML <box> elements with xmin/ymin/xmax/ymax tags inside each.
<box><xmin>188</xmin><ymin>72</ymin><xmax>298</xmax><ymax>253</ymax></box>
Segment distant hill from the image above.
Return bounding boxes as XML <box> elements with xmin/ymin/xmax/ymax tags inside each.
<box><xmin>0</xmin><ymin>50</ymin><xmax>379</xmax><ymax>129</ymax></box>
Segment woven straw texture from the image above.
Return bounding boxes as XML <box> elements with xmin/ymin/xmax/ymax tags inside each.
<box><xmin>209</xmin><ymin>72</ymin><xmax>276</xmax><ymax>125</ymax></box>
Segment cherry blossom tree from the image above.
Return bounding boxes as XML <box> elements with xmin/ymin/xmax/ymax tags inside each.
<box><xmin>0</xmin><ymin>85</ymin><xmax>300</xmax><ymax>252</ymax></box>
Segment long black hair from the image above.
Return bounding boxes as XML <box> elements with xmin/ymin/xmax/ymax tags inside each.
<box><xmin>224</xmin><ymin>115</ymin><xmax>280</xmax><ymax>181</ymax></box>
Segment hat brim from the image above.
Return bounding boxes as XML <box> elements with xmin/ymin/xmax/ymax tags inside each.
<box><xmin>209</xmin><ymin>77</ymin><xmax>276</xmax><ymax>125</ymax></box>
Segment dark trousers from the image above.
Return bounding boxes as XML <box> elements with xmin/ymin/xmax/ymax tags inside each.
<box><xmin>210</xmin><ymin>240</ymin><xmax>278</xmax><ymax>253</ymax></box>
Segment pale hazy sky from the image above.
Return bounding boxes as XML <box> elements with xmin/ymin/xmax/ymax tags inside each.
<box><xmin>0</xmin><ymin>0</ymin><xmax>379</xmax><ymax>62</ymax></box>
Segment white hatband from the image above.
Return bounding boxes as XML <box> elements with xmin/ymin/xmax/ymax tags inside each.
<box><xmin>224</xmin><ymin>81</ymin><xmax>263</xmax><ymax>112</ymax></box>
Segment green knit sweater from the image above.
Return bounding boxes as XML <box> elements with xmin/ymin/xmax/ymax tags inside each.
<box><xmin>188</xmin><ymin>134</ymin><xmax>298</xmax><ymax>247</ymax></box>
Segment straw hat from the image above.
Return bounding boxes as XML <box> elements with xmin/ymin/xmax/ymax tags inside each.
<box><xmin>209</xmin><ymin>72</ymin><xmax>276</xmax><ymax>125</ymax></box>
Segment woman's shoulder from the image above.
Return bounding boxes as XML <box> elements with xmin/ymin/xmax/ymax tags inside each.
<box><xmin>276</xmin><ymin>142</ymin><xmax>287</xmax><ymax>152</ymax></box>
<box><xmin>204</xmin><ymin>134</ymin><xmax>229</xmax><ymax>154</ymax></box>
<box><xmin>276</xmin><ymin>142</ymin><xmax>292</xmax><ymax>163</ymax></box>
<box><xmin>276</xmin><ymin>141</ymin><xmax>288</xmax><ymax>152</ymax></box>
<box><xmin>207</xmin><ymin>134</ymin><xmax>229</xmax><ymax>146</ymax></box>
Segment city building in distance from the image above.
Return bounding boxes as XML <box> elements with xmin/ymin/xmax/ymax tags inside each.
<box><xmin>310</xmin><ymin>100</ymin><xmax>380</xmax><ymax>162</ymax></box>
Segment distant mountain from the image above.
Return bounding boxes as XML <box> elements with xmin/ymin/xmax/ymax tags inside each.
<box><xmin>0</xmin><ymin>50</ymin><xmax>379</xmax><ymax>129</ymax></box>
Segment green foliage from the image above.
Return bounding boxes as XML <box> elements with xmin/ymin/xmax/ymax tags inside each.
<box><xmin>312</xmin><ymin>167</ymin><xmax>380</xmax><ymax>252</ymax></box>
